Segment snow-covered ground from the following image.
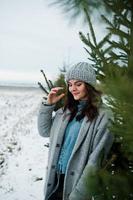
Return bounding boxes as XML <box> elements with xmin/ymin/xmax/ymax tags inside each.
<box><xmin>0</xmin><ymin>86</ymin><xmax>49</xmax><ymax>200</ymax></box>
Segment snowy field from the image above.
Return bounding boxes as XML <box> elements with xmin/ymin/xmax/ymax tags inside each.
<box><xmin>0</xmin><ymin>86</ymin><xmax>49</xmax><ymax>200</ymax></box>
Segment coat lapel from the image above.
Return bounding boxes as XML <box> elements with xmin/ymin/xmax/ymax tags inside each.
<box><xmin>56</xmin><ymin>109</ymin><xmax>71</xmax><ymax>145</ymax></box>
<box><xmin>71</xmin><ymin>116</ymin><xmax>91</xmax><ymax>156</ymax></box>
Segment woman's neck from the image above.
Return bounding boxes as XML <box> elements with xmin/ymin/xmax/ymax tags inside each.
<box><xmin>77</xmin><ymin>100</ymin><xmax>87</xmax><ymax>110</ymax></box>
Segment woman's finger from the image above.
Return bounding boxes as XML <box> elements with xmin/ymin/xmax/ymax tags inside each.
<box><xmin>57</xmin><ymin>93</ymin><xmax>65</xmax><ymax>101</ymax></box>
<box><xmin>49</xmin><ymin>91</ymin><xmax>57</xmax><ymax>94</ymax></box>
<box><xmin>51</xmin><ymin>87</ymin><xmax>63</xmax><ymax>92</ymax></box>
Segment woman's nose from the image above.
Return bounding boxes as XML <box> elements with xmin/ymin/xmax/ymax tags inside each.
<box><xmin>71</xmin><ymin>85</ymin><xmax>77</xmax><ymax>91</ymax></box>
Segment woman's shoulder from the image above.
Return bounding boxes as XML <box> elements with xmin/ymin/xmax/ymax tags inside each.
<box><xmin>98</xmin><ymin>103</ymin><xmax>114</xmax><ymax>122</ymax></box>
<box><xmin>55</xmin><ymin>107</ymin><xmax>64</xmax><ymax>115</ymax></box>
<box><xmin>54</xmin><ymin>106</ymin><xmax>68</xmax><ymax>115</ymax></box>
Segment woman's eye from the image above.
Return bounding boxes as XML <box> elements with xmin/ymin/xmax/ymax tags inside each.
<box><xmin>76</xmin><ymin>83</ymin><xmax>82</xmax><ymax>86</ymax></box>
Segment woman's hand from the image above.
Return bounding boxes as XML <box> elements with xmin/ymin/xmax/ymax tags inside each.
<box><xmin>47</xmin><ymin>87</ymin><xmax>65</xmax><ymax>105</ymax></box>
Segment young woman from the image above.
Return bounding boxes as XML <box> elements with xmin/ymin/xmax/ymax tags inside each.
<box><xmin>38</xmin><ymin>62</ymin><xmax>113</xmax><ymax>200</ymax></box>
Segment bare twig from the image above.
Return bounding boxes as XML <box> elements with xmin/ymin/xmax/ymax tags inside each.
<box><xmin>40</xmin><ymin>69</ymin><xmax>52</xmax><ymax>90</ymax></box>
<box><xmin>38</xmin><ymin>82</ymin><xmax>49</xmax><ymax>95</ymax></box>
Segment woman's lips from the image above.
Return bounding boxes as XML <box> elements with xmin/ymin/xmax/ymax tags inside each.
<box><xmin>72</xmin><ymin>93</ymin><xmax>79</xmax><ymax>95</ymax></box>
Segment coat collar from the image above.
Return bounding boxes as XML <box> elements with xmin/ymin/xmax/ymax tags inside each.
<box><xmin>56</xmin><ymin>108</ymin><xmax>92</xmax><ymax>157</ymax></box>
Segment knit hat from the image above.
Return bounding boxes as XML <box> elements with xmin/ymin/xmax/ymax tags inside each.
<box><xmin>65</xmin><ymin>62</ymin><xmax>96</xmax><ymax>86</ymax></box>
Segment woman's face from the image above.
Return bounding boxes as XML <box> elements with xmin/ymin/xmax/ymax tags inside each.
<box><xmin>68</xmin><ymin>80</ymin><xmax>88</xmax><ymax>101</ymax></box>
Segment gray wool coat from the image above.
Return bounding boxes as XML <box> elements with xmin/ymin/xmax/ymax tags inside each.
<box><xmin>38</xmin><ymin>102</ymin><xmax>114</xmax><ymax>200</ymax></box>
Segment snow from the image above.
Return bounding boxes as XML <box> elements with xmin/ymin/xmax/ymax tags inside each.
<box><xmin>0</xmin><ymin>86</ymin><xmax>49</xmax><ymax>200</ymax></box>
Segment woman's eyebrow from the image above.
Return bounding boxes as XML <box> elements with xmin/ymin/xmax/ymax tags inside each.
<box><xmin>75</xmin><ymin>81</ymin><xmax>82</xmax><ymax>83</ymax></box>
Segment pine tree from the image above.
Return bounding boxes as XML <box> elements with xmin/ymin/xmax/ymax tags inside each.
<box><xmin>79</xmin><ymin>0</ymin><xmax>133</xmax><ymax>199</ymax></box>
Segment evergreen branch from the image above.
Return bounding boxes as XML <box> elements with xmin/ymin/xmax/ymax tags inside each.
<box><xmin>109</xmin><ymin>51</ymin><xmax>127</xmax><ymax>60</ymax></box>
<box><xmin>84</xmin><ymin>47</ymin><xmax>107</xmax><ymax>70</ymax></box>
<box><xmin>87</xmin><ymin>57</ymin><xmax>95</xmax><ymax>62</ymax></box>
<box><xmin>84</xmin><ymin>34</ymin><xmax>107</xmax><ymax>67</ymax></box>
<box><xmin>107</xmin><ymin>55</ymin><xmax>128</xmax><ymax>64</ymax></box>
<box><xmin>108</xmin><ymin>55</ymin><xmax>117</xmax><ymax>61</ymax></box>
<box><xmin>104</xmin><ymin>0</ymin><xmax>131</xmax><ymax>14</ymax></box>
<box><xmin>101</xmin><ymin>14</ymin><xmax>114</xmax><ymax>28</ymax></box>
<box><xmin>84</xmin><ymin>45</ymin><xmax>101</xmax><ymax>66</ymax></box>
<box><xmin>120</xmin><ymin>36</ymin><xmax>127</xmax><ymax>46</ymax></box>
<box><xmin>117</xmin><ymin>16</ymin><xmax>131</xmax><ymax>29</ymax></box>
<box><xmin>86</xmin><ymin>33</ymin><xmax>90</xmax><ymax>42</ymax></box>
<box><xmin>84</xmin><ymin>8</ymin><xmax>97</xmax><ymax>46</ymax></box>
<box><xmin>81</xmin><ymin>32</ymin><xmax>109</xmax><ymax>70</ymax></box>
<box><xmin>107</xmin><ymin>27</ymin><xmax>130</xmax><ymax>40</ymax></box>
<box><xmin>79</xmin><ymin>32</ymin><xmax>91</xmax><ymax>46</ymax></box>
<box><xmin>80</xmin><ymin>31</ymin><xmax>109</xmax><ymax>68</ymax></box>
<box><xmin>83</xmin><ymin>47</ymin><xmax>93</xmax><ymax>57</ymax></box>
<box><xmin>103</xmin><ymin>46</ymin><xmax>113</xmax><ymax>54</ymax></box>
<box><xmin>107</xmin><ymin>40</ymin><xmax>130</xmax><ymax>54</ymax></box>
<box><xmin>94</xmin><ymin>48</ymin><xmax>108</xmax><ymax>67</ymax></box>
<box><xmin>106</xmin><ymin>56</ymin><xmax>115</xmax><ymax>63</ymax></box>
<box><xmin>79</xmin><ymin>32</ymin><xmax>96</xmax><ymax>51</ymax></box>
<box><xmin>97</xmin><ymin>33</ymin><xmax>111</xmax><ymax>49</ymax></box>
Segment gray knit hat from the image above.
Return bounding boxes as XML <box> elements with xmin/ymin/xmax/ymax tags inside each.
<box><xmin>65</xmin><ymin>62</ymin><xmax>96</xmax><ymax>86</ymax></box>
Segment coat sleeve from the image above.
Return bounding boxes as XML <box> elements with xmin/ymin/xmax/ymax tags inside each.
<box><xmin>37</xmin><ymin>102</ymin><xmax>55</xmax><ymax>137</ymax></box>
<box><xmin>69</xmin><ymin>112</ymin><xmax>114</xmax><ymax>200</ymax></box>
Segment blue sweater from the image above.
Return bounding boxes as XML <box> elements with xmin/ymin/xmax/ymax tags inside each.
<box><xmin>57</xmin><ymin>101</ymin><xmax>87</xmax><ymax>174</ymax></box>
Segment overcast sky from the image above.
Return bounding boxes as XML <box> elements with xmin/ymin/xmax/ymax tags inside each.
<box><xmin>0</xmin><ymin>0</ymin><xmax>103</xmax><ymax>85</ymax></box>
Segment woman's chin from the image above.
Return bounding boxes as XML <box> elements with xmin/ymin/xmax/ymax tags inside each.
<box><xmin>73</xmin><ymin>96</ymin><xmax>80</xmax><ymax>100</ymax></box>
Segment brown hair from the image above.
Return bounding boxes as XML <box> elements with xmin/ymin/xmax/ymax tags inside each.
<box><xmin>63</xmin><ymin>83</ymin><xmax>102</xmax><ymax>121</ymax></box>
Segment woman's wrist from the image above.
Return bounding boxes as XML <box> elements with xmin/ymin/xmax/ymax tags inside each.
<box><xmin>42</xmin><ymin>98</ymin><xmax>55</xmax><ymax>106</ymax></box>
